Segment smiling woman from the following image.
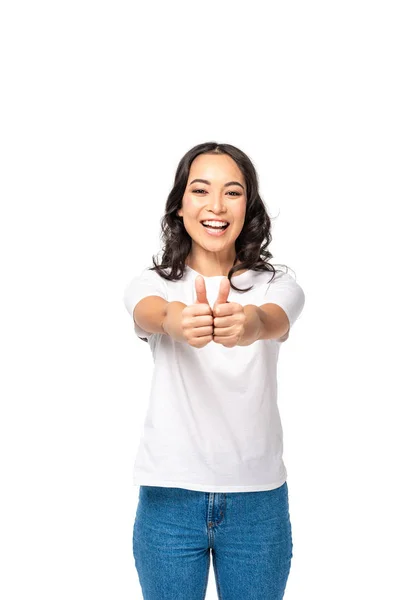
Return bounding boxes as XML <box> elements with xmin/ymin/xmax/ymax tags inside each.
<box><xmin>176</xmin><ymin>152</ymin><xmax>248</xmax><ymax>276</ymax></box>
<box><xmin>123</xmin><ymin>141</ymin><xmax>305</xmax><ymax>600</ymax></box>
<box><xmin>148</xmin><ymin>141</ymin><xmax>285</xmax><ymax>289</ymax></box>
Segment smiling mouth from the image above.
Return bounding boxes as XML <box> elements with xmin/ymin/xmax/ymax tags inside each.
<box><xmin>200</xmin><ymin>222</ymin><xmax>230</xmax><ymax>230</ymax></box>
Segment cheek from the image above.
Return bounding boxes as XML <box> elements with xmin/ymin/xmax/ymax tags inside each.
<box><xmin>233</xmin><ymin>207</ymin><xmax>246</xmax><ymax>225</ymax></box>
<box><xmin>183</xmin><ymin>213</ymin><xmax>201</xmax><ymax>235</ymax></box>
<box><xmin>182</xmin><ymin>199</ymin><xmax>201</xmax><ymax>219</ymax></box>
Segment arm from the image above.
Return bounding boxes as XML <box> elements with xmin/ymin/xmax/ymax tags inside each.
<box><xmin>256</xmin><ymin>303</ymin><xmax>290</xmax><ymax>342</ymax></box>
<box><xmin>237</xmin><ymin>303</ymin><xmax>290</xmax><ymax>346</ymax></box>
<box><xmin>133</xmin><ymin>296</ymin><xmax>187</xmax><ymax>342</ymax></box>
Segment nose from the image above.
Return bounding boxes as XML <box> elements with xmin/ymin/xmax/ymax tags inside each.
<box><xmin>208</xmin><ymin>192</ymin><xmax>227</xmax><ymax>214</ymax></box>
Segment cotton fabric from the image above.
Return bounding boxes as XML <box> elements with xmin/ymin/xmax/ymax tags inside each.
<box><xmin>123</xmin><ymin>264</ymin><xmax>305</xmax><ymax>492</ymax></box>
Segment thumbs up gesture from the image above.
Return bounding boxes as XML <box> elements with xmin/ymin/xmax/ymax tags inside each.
<box><xmin>212</xmin><ymin>277</ymin><xmax>246</xmax><ymax>347</ymax></box>
<box><xmin>181</xmin><ymin>275</ymin><xmax>214</xmax><ymax>348</ymax></box>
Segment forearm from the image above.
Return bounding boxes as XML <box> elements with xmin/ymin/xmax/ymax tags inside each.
<box><xmin>162</xmin><ymin>301</ymin><xmax>187</xmax><ymax>342</ymax></box>
<box><xmin>236</xmin><ymin>305</ymin><xmax>263</xmax><ymax>346</ymax></box>
<box><xmin>238</xmin><ymin>304</ymin><xmax>289</xmax><ymax>346</ymax></box>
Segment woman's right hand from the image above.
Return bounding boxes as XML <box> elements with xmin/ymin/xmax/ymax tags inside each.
<box><xmin>181</xmin><ymin>275</ymin><xmax>214</xmax><ymax>348</ymax></box>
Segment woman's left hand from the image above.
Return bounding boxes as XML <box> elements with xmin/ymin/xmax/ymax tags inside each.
<box><xmin>212</xmin><ymin>278</ymin><xmax>246</xmax><ymax>347</ymax></box>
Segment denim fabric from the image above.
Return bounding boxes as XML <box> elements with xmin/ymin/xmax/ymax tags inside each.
<box><xmin>133</xmin><ymin>482</ymin><xmax>293</xmax><ymax>599</ymax></box>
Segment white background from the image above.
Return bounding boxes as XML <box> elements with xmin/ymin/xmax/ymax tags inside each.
<box><xmin>1</xmin><ymin>1</ymin><xmax>399</xmax><ymax>598</ymax></box>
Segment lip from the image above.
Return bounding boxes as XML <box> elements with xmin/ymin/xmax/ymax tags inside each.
<box><xmin>201</xmin><ymin>221</ymin><xmax>230</xmax><ymax>237</ymax></box>
<box><xmin>200</xmin><ymin>219</ymin><xmax>230</xmax><ymax>224</ymax></box>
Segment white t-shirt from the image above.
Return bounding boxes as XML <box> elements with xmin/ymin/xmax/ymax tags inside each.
<box><xmin>123</xmin><ymin>264</ymin><xmax>305</xmax><ymax>492</ymax></box>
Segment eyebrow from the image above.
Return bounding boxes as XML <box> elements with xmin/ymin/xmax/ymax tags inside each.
<box><xmin>189</xmin><ymin>178</ymin><xmax>245</xmax><ymax>191</ymax></box>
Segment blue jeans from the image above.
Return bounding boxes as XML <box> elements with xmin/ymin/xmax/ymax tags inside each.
<box><xmin>133</xmin><ymin>482</ymin><xmax>293</xmax><ymax>599</ymax></box>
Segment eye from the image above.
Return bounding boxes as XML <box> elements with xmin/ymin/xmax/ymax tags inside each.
<box><xmin>192</xmin><ymin>189</ymin><xmax>241</xmax><ymax>196</ymax></box>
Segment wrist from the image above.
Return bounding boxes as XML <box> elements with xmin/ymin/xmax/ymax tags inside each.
<box><xmin>238</xmin><ymin>305</ymin><xmax>262</xmax><ymax>346</ymax></box>
<box><xmin>163</xmin><ymin>302</ymin><xmax>187</xmax><ymax>340</ymax></box>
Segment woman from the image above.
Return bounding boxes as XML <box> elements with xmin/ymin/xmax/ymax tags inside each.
<box><xmin>123</xmin><ymin>141</ymin><xmax>305</xmax><ymax>599</ymax></box>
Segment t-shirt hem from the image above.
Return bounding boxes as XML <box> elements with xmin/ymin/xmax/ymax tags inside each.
<box><xmin>132</xmin><ymin>475</ymin><xmax>287</xmax><ymax>493</ymax></box>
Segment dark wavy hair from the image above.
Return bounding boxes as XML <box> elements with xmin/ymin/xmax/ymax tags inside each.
<box><xmin>149</xmin><ymin>141</ymin><xmax>289</xmax><ymax>292</ymax></box>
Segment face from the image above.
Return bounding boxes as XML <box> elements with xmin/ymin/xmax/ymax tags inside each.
<box><xmin>177</xmin><ymin>153</ymin><xmax>247</xmax><ymax>261</ymax></box>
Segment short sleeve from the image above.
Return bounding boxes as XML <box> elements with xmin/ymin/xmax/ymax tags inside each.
<box><xmin>262</xmin><ymin>270</ymin><xmax>305</xmax><ymax>341</ymax></box>
<box><xmin>123</xmin><ymin>268</ymin><xmax>168</xmax><ymax>340</ymax></box>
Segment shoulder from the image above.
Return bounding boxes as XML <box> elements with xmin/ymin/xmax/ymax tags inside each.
<box><xmin>129</xmin><ymin>266</ymin><xmax>169</xmax><ymax>287</ymax></box>
<box><xmin>249</xmin><ymin>267</ymin><xmax>297</xmax><ymax>289</ymax></box>
<box><xmin>262</xmin><ymin>267</ymin><xmax>305</xmax><ymax>328</ymax></box>
<box><xmin>123</xmin><ymin>266</ymin><xmax>169</xmax><ymax>315</ymax></box>
<box><xmin>265</xmin><ymin>268</ymin><xmax>304</xmax><ymax>290</ymax></box>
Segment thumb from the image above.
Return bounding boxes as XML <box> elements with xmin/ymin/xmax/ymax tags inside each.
<box><xmin>213</xmin><ymin>277</ymin><xmax>230</xmax><ymax>311</ymax></box>
<box><xmin>194</xmin><ymin>275</ymin><xmax>209</xmax><ymax>305</ymax></box>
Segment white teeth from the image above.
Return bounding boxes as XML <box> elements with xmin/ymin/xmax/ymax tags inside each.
<box><xmin>202</xmin><ymin>220</ymin><xmax>228</xmax><ymax>227</ymax></box>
